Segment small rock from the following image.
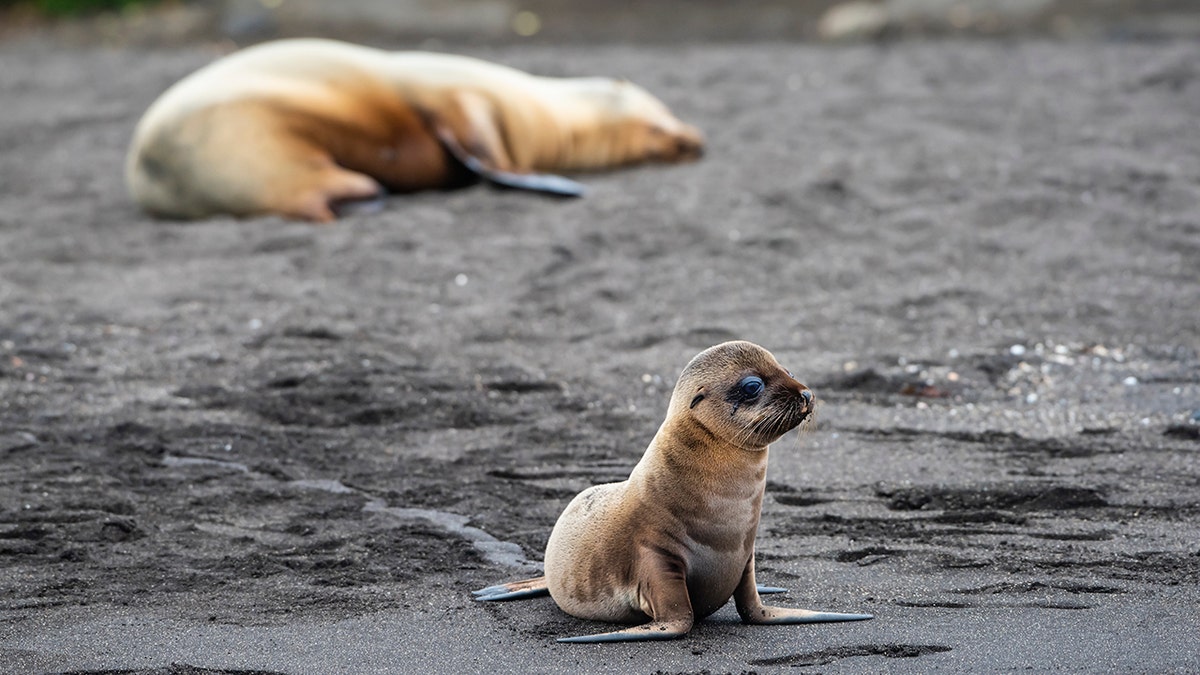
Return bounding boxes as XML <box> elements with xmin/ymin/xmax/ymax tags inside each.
<box><xmin>818</xmin><ymin>1</ymin><xmax>889</xmax><ymax>41</ymax></box>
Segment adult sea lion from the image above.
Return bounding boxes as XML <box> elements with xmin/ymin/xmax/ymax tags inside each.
<box><xmin>474</xmin><ymin>341</ymin><xmax>872</xmax><ymax>642</ymax></box>
<box><xmin>125</xmin><ymin>38</ymin><xmax>705</xmax><ymax>222</ymax></box>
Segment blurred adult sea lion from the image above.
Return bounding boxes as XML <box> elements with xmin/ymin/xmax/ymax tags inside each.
<box><xmin>125</xmin><ymin>38</ymin><xmax>705</xmax><ymax>222</ymax></box>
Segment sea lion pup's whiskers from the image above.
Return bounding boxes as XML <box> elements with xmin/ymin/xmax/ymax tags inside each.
<box><xmin>779</xmin><ymin>402</ymin><xmax>819</xmax><ymax>455</ymax></box>
<box><xmin>474</xmin><ymin>340</ymin><xmax>871</xmax><ymax>642</ymax></box>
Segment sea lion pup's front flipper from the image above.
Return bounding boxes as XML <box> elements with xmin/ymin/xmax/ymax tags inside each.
<box><xmin>473</xmin><ymin>576</ymin><xmax>550</xmax><ymax>601</ymax></box>
<box><xmin>556</xmin><ymin>618</ymin><xmax>692</xmax><ymax>644</ymax></box>
<box><xmin>429</xmin><ymin>90</ymin><xmax>586</xmax><ymax>198</ymax></box>
<box><xmin>734</xmin><ymin>552</ymin><xmax>874</xmax><ymax>625</ymax></box>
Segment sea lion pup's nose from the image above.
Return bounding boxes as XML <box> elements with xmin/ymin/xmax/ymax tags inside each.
<box><xmin>800</xmin><ymin>389</ymin><xmax>813</xmax><ymax>406</ymax></box>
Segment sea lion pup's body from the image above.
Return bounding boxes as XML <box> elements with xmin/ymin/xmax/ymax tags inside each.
<box><xmin>126</xmin><ymin>38</ymin><xmax>704</xmax><ymax>222</ymax></box>
<box><xmin>475</xmin><ymin>341</ymin><xmax>872</xmax><ymax>642</ymax></box>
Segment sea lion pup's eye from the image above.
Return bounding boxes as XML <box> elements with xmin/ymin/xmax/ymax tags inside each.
<box><xmin>737</xmin><ymin>376</ymin><xmax>764</xmax><ymax>399</ymax></box>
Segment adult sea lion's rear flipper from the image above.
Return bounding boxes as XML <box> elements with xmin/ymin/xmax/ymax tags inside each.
<box><xmin>431</xmin><ymin>91</ymin><xmax>586</xmax><ymax>198</ymax></box>
<box><xmin>331</xmin><ymin>193</ymin><xmax>388</xmax><ymax>218</ymax></box>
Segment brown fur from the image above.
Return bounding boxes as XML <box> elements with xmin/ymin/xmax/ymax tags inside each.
<box><xmin>543</xmin><ymin>341</ymin><xmax>813</xmax><ymax>632</ymax></box>
<box><xmin>476</xmin><ymin>341</ymin><xmax>871</xmax><ymax>641</ymax></box>
<box><xmin>126</xmin><ymin>38</ymin><xmax>704</xmax><ymax>222</ymax></box>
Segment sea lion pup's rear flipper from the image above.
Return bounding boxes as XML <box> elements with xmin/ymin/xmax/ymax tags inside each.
<box><xmin>473</xmin><ymin>576</ymin><xmax>550</xmax><ymax>601</ymax></box>
<box><xmin>557</xmin><ymin>557</ymin><xmax>695</xmax><ymax>643</ymax></box>
<box><xmin>430</xmin><ymin>91</ymin><xmax>586</xmax><ymax>198</ymax></box>
<box><xmin>734</xmin><ymin>552</ymin><xmax>874</xmax><ymax>625</ymax></box>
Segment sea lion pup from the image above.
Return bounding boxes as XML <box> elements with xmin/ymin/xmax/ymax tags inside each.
<box><xmin>474</xmin><ymin>341</ymin><xmax>872</xmax><ymax>643</ymax></box>
<box><xmin>125</xmin><ymin>38</ymin><xmax>705</xmax><ymax>222</ymax></box>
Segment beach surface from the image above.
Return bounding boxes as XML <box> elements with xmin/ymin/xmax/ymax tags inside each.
<box><xmin>1</xmin><ymin>35</ymin><xmax>1198</xmax><ymax>673</ymax></box>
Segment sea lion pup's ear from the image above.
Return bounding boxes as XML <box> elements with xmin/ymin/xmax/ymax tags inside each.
<box><xmin>690</xmin><ymin>387</ymin><xmax>706</xmax><ymax>409</ymax></box>
<box><xmin>427</xmin><ymin>91</ymin><xmax>586</xmax><ymax>198</ymax></box>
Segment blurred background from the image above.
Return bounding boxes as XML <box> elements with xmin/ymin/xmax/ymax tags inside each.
<box><xmin>3</xmin><ymin>0</ymin><xmax>1200</xmax><ymax>46</ymax></box>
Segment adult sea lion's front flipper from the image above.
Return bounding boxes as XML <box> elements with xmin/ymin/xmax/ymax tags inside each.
<box><xmin>431</xmin><ymin>91</ymin><xmax>586</xmax><ymax>198</ymax></box>
<box><xmin>470</xmin><ymin>164</ymin><xmax>587</xmax><ymax>197</ymax></box>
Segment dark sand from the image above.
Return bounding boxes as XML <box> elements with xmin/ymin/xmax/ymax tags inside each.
<box><xmin>1</xmin><ymin>37</ymin><xmax>1198</xmax><ymax>673</ymax></box>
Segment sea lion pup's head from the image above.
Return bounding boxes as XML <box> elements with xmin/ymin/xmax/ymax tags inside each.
<box><xmin>669</xmin><ymin>341</ymin><xmax>815</xmax><ymax>450</ymax></box>
<box><xmin>562</xmin><ymin>78</ymin><xmax>705</xmax><ymax>169</ymax></box>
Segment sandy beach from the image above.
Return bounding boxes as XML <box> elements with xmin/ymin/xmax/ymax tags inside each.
<box><xmin>1</xmin><ymin>33</ymin><xmax>1198</xmax><ymax>673</ymax></box>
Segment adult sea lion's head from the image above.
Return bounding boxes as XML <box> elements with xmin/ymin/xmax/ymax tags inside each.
<box><xmin>564</xmin><ymin>78</ymin><xmax>705</xmax><ymax>169</ymax></box>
